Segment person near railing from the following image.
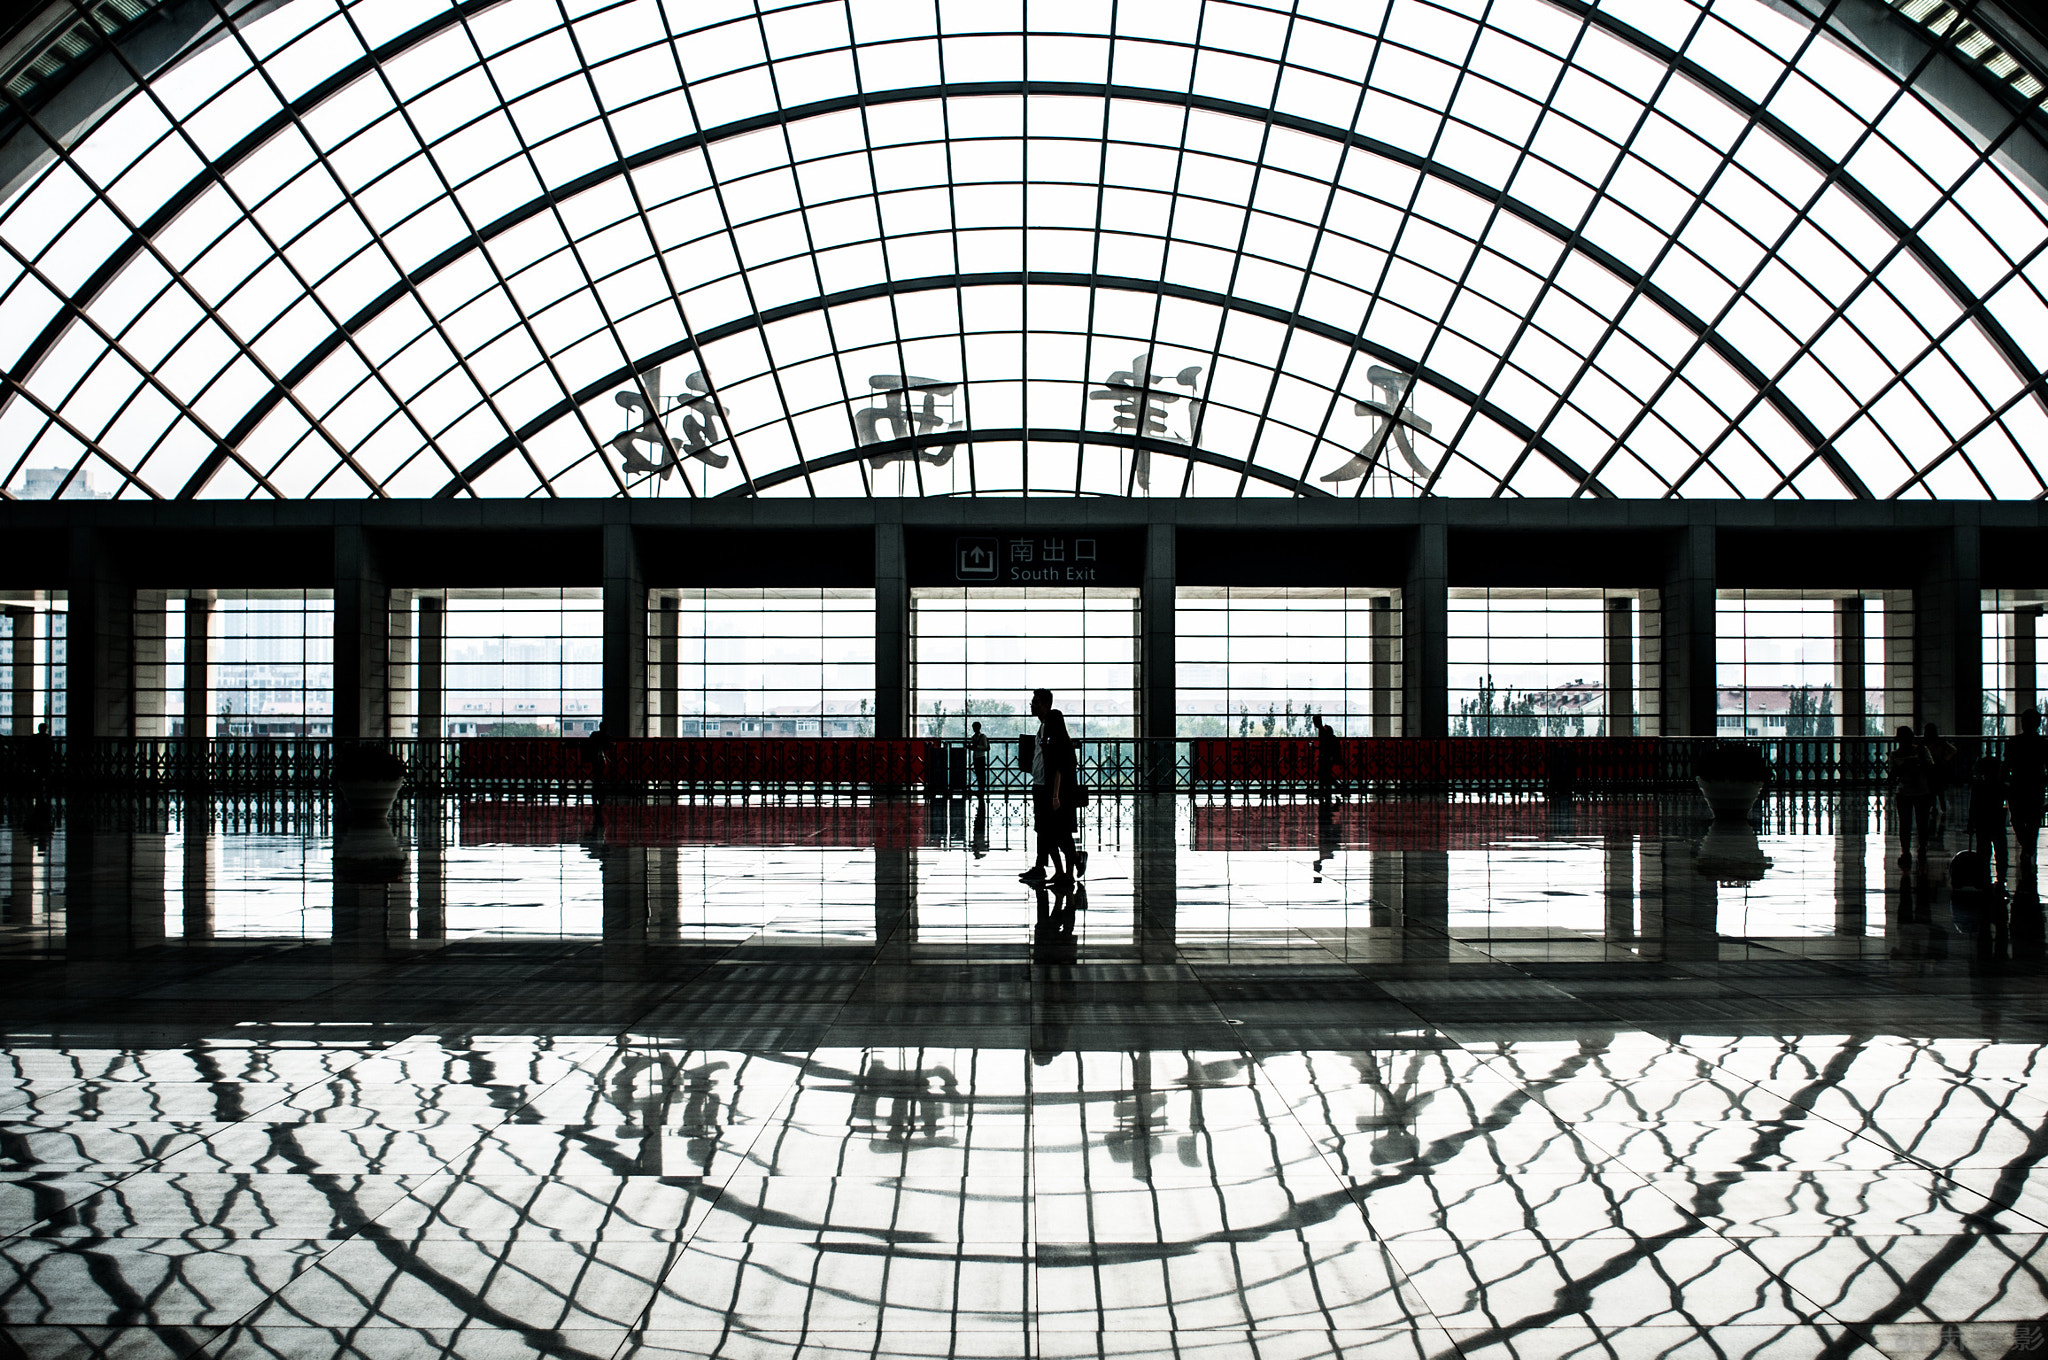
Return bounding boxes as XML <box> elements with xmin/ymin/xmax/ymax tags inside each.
<box><xmin>25</xmin><ymin>722</ymin><xmax>54</xmax><ymax>798</ymax></box>
<box><xmin>1892</xmin><ymin>725</ymin><xmax>1936</xmax><ymax>870</ymax></box>
<box><xmin>2009</xmin><ymin>709</ymin><xmax>2045</xmax><ymax>870</ymax></box>
<box><xmin>1021</xmin><ymin>687</ymin><xmax>1081</xmax><ymax>886</ymax></box>
<box><xmin>1316</xmin><ymin>720</ymin><xmax>1341</xmax><ymax>806</ymax></box>
<box><xmin>1923</xmin><ymin>721</ymin><xmax>1960</xmax><ymax>833</ymax></box>
<box><xmin>970</xmin><ymin>721</ymin><xmax>989</xmax><ymax>795</ymax></box>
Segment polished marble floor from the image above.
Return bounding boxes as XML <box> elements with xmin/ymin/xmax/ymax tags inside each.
<box><xmin>1</xmin><ymin>790</ymin><xmax>2046</xmax><ymax>1359</ymax></box>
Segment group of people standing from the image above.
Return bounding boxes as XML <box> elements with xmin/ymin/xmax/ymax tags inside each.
<box><xmin>1893</xmin><ymin>712</ymin><xmax>2046</xmax><ymax>881</ymax></box>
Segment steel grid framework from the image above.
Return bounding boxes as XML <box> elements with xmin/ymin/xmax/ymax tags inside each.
<box><xmin>0</xmin><ymin>0</ymin><xmax>2044</xmax><ymax>502</ymax></box>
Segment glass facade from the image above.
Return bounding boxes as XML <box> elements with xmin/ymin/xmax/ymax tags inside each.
<box><xmin>911</xmin><ymin>589</ymin><xmax>1137</xmax><ymax>740</ymax></box>
<box><xmin>1177</xmin><ymin>587</ymin><xmax>1401</xmax><ymax>738</ymax></box>
<box><xmin>648</xmin><ymin>588</ymin><xmax>876</xmax><ymax>737</ymax></box>
<box><xmin>0</xmin><ymin>0</ymin><xmax>2042</xmax><ymax>502</ymax></box>
<box><xmin>1448</xmin><ymin>589</ymin><xmax>1658</xmax><ymax>737</ymax></box>
<box><xmin>1982</xmin><ymin>588</ymin><xmax>2048</xmax><ymax>735</ymax></box>
<box><xmin>438</xmin><ymin>590</ymin><xmax>602</xmax><ymax>737</ymax></box>
<box><xmin>1714</xmin><ymin>590</ymin><xmax>1909</xmax><ymax>739</ymax></box>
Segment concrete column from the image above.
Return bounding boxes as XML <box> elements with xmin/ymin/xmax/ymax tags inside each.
<box><xmin>603</xmin><ymin>522</ymin><xmax>648</xmax><ymax>738</ymax></box>
<box><xmin>132</xmin><ymin>592</ymin><xmax>167</xmax><ymax>738</ymax></box>
<box><xmin>1884</xmin><ymin>590</ymin><xmax>1916</xmax><ymax>736</ymax></box>
<box><xmin>875</xmin><ymin>521</ymin><xmax>908</xmax><ymax>739</ymax></box>
<box><xmin>385</xmin><ymin>591</ymin><xmax>414</xmax><ymax>739</ymax></box>
<box><xmin>67</xmin><ymin>527</ymin><xmax>133</xmax><ymax>741</ymax></box>
<box><xmin>1605</xmin><ymin>596</ymin><xmax>1633</xmax><ymax>737</ymax></box>
<box><xmin>183</xmin><ymin>597</ymin><xmax>210</xmax><ymax>739</ymax></box>
<box><xmin>1403</xmin><ymin>521</ymin><xmax>1448</xmax><ymax>737</ymax></box>
<box><xmin>1370</xmin><ymin>596</ymin><xmax>1396</xmax><ymax>737</ymax></box>
<box><xmin>2016</xmin><ymin>606</ymin><xmax>2040</xmax><ymax>724</ymax></box>
<box><xmin>657</xmin><ymin>595</ymin><xmax>680</xmax><ymax>738</ymax></box>
<box><xmin>1836</xmin><ymin>597</ymin><xmax>1866</xmax><ymax>739</ymax></box>
<box><xmin>4</xmin><ymin>606</ymin><xmax>33</xmax><ymax>736</ymax></box>
<box><xmin>1141</xmin><ymin>523</ymin><xmax>1176</xmax><ymax>742</ymax></box>
<box><xmin>5</xmin><ymin>823</ymin><xmax>37</xmax><ymax>925</ymax></box>
<box><xmin>332</xmin><ymin>525</ymin><xmax>389</xmax><ymax>741</ymax></box>
<box><xmin>1915</xmin><ymin>522</ymin><xmax>1982</xmax><ymax>743</ymax></box>
<box><xmin>417</xmin><ymin>597</ymin><xmax>443</xmax><ymax>741</ymax></box>
<box><xmin>1660</xmin><ymin>524</ymin><xmax>1717</xmax><ymax>736</ymax></box>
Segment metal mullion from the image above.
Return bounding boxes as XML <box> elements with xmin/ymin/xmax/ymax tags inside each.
<box><xmin>0</xmin><ymin>228</ymin><xmax>282</xmax><ymax>497</ymax></box>
<box><xmin>1559</xmin><ymin>0</ymin><xmax>2048</xmax><ymax>445</ymax></box>
<box><xmin>649</xmin><ymin>0</ymin><xmax>816</xmax><ymax>498</ymax></box>
<box><xmin>1193</xmin><ymin>0</ymin><xmax>1300</xmax><ymax>499</ymax></box>
<box><xmin>838</xmin><ymin>6</ymin><xmax>940</xmax><ymax>499</ymax></box>
<box><xmin>1649</xmin><ymin>14</ymin><xmax>2020</xmax><ymax>499</ymax></box>
<box><xmin>327</xmin><ymin>15</ymin><xmax>592</xmax><ymax>498</ymax></box>
<box><xmin>1736</xmin><ymin>143</ymin><xmax>2047</xmax><ymax>498</ymax></box>
<box><xmin>1242</xmin><ymin>13</ymin><xmax>1390</xmax><ymax>497</ymax></box>
<box><xmin>1417</xmin><ymin>27</ymin><xmax>1704</xmax><ymax>499</ymax></box>
<box><xmin>203</xmin><ymin>0</ymin><xmax>523</xmax><ymax>495</ymax></box>
<box><xmin>927</xmin><ymin>7</ymin><xmax>977</xmax><ymax>496</ymax></box>
<box><xmin>62</xmin><ymin>0</ymin><xmax>427</xmax><ymax>499</ymax></box>
<box><xmin>1548</xmin><ymin>4</ymin><xmax>1894</xmax><ymax>499</ymax></box>
<box><xmin>0</xmin><ymin>369</ymin><xmax>158</xmax><ymax>499</ymax></box>
<box><xmin>1301</xmin><ymin>4</ymin><xmax>1503</xmax><ymax>499</ymax></box>
<box><xmin>1071</xmin><ymin>4</ymin><xmax>1121</xmax><ymax>498</ymax></box>
<box><xmin>1351</xmin><ymin>3</ymin><xmax>1603</xmax><ymax>501</ymax></box>
<box><xmin>446</xmin><ymin>9</ymin><xmax>649</xmax><ymax>498</ymax></box>
<box><xmin>742</xmin><ymin>0</ymin><xmax>878</xmax><ymax>500</ymax></box>
<box><xmin>1137</xmin><ymin>5</ymin><xmax>1215</xmax><ymax>500</ymax></box>
<box><xmin>1875</xmin><ymin>367</ymin><xmax>2048</xmax><ymax>500</ymax></box>
<box><xmin>555</xmin><ymin>0</ymin><xmax>754</xmax><ymax>497</ymax></box>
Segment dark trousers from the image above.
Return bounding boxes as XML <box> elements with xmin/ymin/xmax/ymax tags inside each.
<box><xmin>2013</xmin><ymin>789</ymin><xmax>2043</xmax><ymax>865</ymax></box>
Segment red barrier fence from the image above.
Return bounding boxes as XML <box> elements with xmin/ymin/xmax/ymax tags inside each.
<box><xmin>452</xmin><ymin>737</ymin><xmax>929</xmax><ymax>788</ymax></box>
<box><xmin>1190</xmin><ymin>797</ymin><xmax>1671</xmax><ymax>852</ymax></box>
<box><xmin>460</xmin><ymin>800</ymin><xmax>928</xmax><ymax>848</ymax></box>
<box><xmin>1188</xmin><ymin>736</ymin><xmax>1676</xmax><ymax>788</ymax></box>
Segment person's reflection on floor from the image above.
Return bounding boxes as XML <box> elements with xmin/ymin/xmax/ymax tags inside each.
<box><xmin>970</xmin><ymin>796</ymin><xmax>989</xmax><ymax>859</ymax></box>
<box><xmin>1950</xmin><ymin>849</ymin><xmax>2010</xmax><ymax>963</ymax></box>
<box><xmin>1313</xmin><ymin>798</ymin><xmax>1340</xmax><ymax>882</ymax></box>
<box><xmin>1031</xmin><ymin>878</ymin><xmax>1080</xmax><ymax>1066</ymax></box>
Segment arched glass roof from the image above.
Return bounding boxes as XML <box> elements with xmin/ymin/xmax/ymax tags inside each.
<box><xmin>1</xmin><ymin>0</ymin><xmax>2045</xmax><ymax>500</ymax></box>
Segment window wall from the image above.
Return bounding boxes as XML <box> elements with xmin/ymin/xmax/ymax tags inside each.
<box><xmin>1983</xmin><ymin>590</ymin><xmax>2048</xmax><ymax>735</ymax></box>
<box><xmin>1176</xmin><ymin>588</ymin><xmax>1401</xmax><ymax>738</ymax></box>
<box><xmin>648</xmin><ymin>589</ymin><xmax>875</xmax><ymax>737</ymax></box>
<box><xmin>439</xmin><ymin>591</ymin><xmax>602</xmax><ymax>738</ymax></box>
<box><xmin>1</xmin><ymin>595</ymin><xmax>63</xmax><ymax>737</ymax></box>
<box><xmin>1448</xmin><ymin>590</ymin><xmax>1660</xmax><ymax>737</ymax></box>
<box><xmin>1716</xmin><ymin>591</ymin><xmax>1909</xmax><ymax>739</ymax></box>
<box><xmin>912</xmin><ymin>590</ymin><xmax>1138</xmax><ymax>740</ymax></box>
<box><xmin>134</xmin><ymin>592</ymin><xmax>333</xmax><ymax>738</ymax></box>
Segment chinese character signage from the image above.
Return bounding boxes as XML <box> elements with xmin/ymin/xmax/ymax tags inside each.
<box><xmin>907</xmin><ymin>530</ymin><xmax>1143</xmax><ymax>588</ymax></box>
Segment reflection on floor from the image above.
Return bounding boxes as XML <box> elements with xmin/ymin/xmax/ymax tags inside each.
<box><xmin>1</xmin><ymin>790</ymin><xmax>2046</xmax><ymax>1358</ymax></box>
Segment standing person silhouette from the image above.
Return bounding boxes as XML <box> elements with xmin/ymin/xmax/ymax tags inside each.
<box><xmin>1892</xmin><ymin>725</ymin><xmax>1934</xmax><ymax>868</ymax></box>
<box><xmin>969</xmin><ymin>720</ymin><xmax>990</xmax><ymax>795</ymax></box>
<box><xmin>2008</xmin><ymin>708</ymin><xmax>2046</xmax><ymax>868</ymax></box>
<box><xmin>1316</xmin><ymin>719</ymin><xmax>1341</xmax><ymax>806</ymax></box>
<box><xmin>1021</xmin><ymin>688</ymin><xmax>1079</xmax><ymax>885</ymax></box>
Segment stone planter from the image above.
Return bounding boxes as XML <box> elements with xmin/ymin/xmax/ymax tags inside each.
<box><xmin>1696</xmin><ymin>776</ymin><xmax>1763</xmax><ymax>822</ymax></box>
<box><xmin>337</xmin><ymin>776</ymin><xmax>402</xmax><ymax>825</ymax></box>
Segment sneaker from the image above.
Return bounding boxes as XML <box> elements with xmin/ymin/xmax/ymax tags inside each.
<box><xmin>1019</xmin><ymin>867</ymin><xmax>1048</xmax><ymax>885</ymax></box>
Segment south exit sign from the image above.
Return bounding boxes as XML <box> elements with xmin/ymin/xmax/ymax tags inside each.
<box><xmin>906</xmin><ymin>529</ymin><xmax>1144</xmax><ymax>588</ymax></box>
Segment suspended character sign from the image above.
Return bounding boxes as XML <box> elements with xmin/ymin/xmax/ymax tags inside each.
<box><xmin>858</xmin><ymin>375</ymin><xmax>963</xmax><ymax>467</ymax></box>
<box><xmin>611</xmin><ymin>367</ymin><xmax>730</xmax><ymax>478</ymax></box>
<box><xmin>1322</xmin><ymin>366</ymin><xmax>1434</xmax><ymax>484</ymax></box>
<box><xmin>1088</xmin><ymin>354</ymin><xmax>1204</xmax><ymax>491</ymax></box>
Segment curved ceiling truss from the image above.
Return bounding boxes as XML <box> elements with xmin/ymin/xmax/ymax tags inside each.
<box><xmin>0</xmin><ymin>0</ymin><xmax>2044</xmax><ymax>502</ymax></box>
